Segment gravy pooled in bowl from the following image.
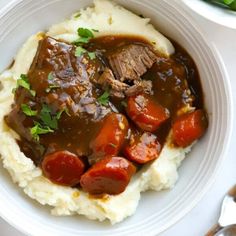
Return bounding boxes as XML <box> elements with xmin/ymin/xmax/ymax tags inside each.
<box><xmin>0</xmin><ymin>0</ymin><xmax>208</xmax><ymax>223</ymax></box>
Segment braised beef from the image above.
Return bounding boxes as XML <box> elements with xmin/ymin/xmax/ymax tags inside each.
<box><xmin>97</xmin><ymin>68</ymin><xmax>153</xmax><ymax>98</ymax></box>
<box><xmin>108</xmin><ymin>44</ymin><xmax>157</xmax><ymax>81</ymax></box>
<box><xmin>97</xmin><ymin>67</ymin><xmax>129</xmax><ymax>98</ymax></box>
<box><xmin>125</xmin><ymin>80</ymin><xmax>153</xmax><ymax>97</ymax></box>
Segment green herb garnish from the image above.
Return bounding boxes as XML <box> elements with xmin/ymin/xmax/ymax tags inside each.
<box><xmin>75</xmin><ymin>46</ymin><xmax>96</xmax><ymax>60</ymax></box>
<box><xmin>49</xmin><ymin>84</ymin><xmax>60</xmax><ymax>89</ymax></box>
<box><xmin>15</xmin><ymin>74</ymin><xmax>36</xmax><ymax>97</ymax></box>
<box><xmin>21</xmin><ymin>104</ymin><xmax>37</xmax><ymax>116</ymax></box>
<box><xmin>39</xmin><ymin>104</ymin><xmax>58</xmax><ymax>130</ymax></box>
<box><xmin>74</xmin><ymin>12</ymin><xmax>81</xmax><ymax>18</ymax></box>
<box><xmin>74</xmin><ymin>37</ymin><xmax>90</xmax><ymax>45</ymax></box>
<box><xmin>30</xmin><ymin>122</ymin><xmax>54</xmax><ymax>141</ymax></box>
<box><xmin>30</xmin><ymin>105</ymin><xmax>70</xmax><ymax>141</ymax></box>
<box><xmin>88</xmin><ymin>52</ymin><xmax>96</xmax><ymax>60</ymax></box>
<box><xmin>17</xmin><ymin>74</ymin><xmax>30</xmax><ymax>90</ymax></box>
<box><xmin>45</xmin><ymin>84</ymin><xmax>60</xmax><ymax>93</ymax></box>
<box><xmin>77</xmin><ymin>28</ymin><xmax>94</xmax><ymax>39</ymax></box>
<box><xmin>75</xmin><ymin>46</ymin><xmax>87</xmax><ymax>57</ymax></box>
<box><xmin>56</xmin><ymin>108</ymin><xmax>71</xmax><ymax>120</ymax></box>
<box><xmin>97</xmin><ymin>90</ymin><xmax>110</xmax><ymax>106</ymax></box>
<box><xmin>73</xmin><ymin>27</ymin><xmax>97</xmax><ymax>59</ymax></box>
<box><xmin>92</xmin><ymin>29</ymin><xmax>99</xmax><ymax>32</ymax></box>
<box><xmin>48</xmin><ymin>72</ymin><xmax>54</xmax><ymax>81</ymax></box>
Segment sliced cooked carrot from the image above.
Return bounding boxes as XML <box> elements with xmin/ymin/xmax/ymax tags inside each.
<box><xmin>89</xmin><ymin>113</ymin><xmax>129</xmax><ymax>164</ymax></box>
<box><xmin>172</xmin><ymin>109</ymin><xmax>208</xmax><ymax>147</ymax></box>
<box><xmin>126</xmin><ymin>94</ymin><xmax>170</xmax><ymax>132</ymax></box>
<box><xmin>42</xmin><ymin>150</ymin><xmax>85</xmax><ymax>186</ymax></box>
<box><xmin>80</xmin><ymin>156</ymin><xmax>136</xmax><ymax>195</ymax></box>
<box><xmin>124</xmin><ymin>132</ymin><xmax>161</xmax><ymax>164</ymax></box>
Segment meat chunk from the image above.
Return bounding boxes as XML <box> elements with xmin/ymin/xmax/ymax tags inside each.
<box><xmin>108</xmin><ymin>44</ymin><xmax>157</xmax><ymax>81</ymax></box>
<box><xmin>98</xmin><ymin>68</ymin><xmax>129</xmax><ymax>91</ymax></box>
<box><xmin>125</xmin><ymin>80</ymin><xmax>153</xmax><ymax>97</ymax></box>
<box><xmin>97</xmin><ymin>68</ymin><xmax>153</xmax><ymax>98</ymax></box>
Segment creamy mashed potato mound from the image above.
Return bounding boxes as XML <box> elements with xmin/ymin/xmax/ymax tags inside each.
<box><xmin>0</xmin><ymin>0</ymin><xmax>192</xmax><ymax>224</ymax></box>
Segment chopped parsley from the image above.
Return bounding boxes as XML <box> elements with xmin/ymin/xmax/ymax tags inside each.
<box><xmin>21</xmin><ymin>104</ymin><xmax>37</xmax><ymax>116</ymax></box>
<box><xmin>75</xmin><ymin>46</ymin><xmax>87</xmax><ymax>57</ymax></box>
<box><xmin>14</xmin><ymin>74</ymin><xmax>36</xmax><ymax>97</ymax></box>
<box><xmin>56</xmin><ymin>107</ymin><xmax>71</xmax><ymax>120</ymax></box>
<box><xmin>92</xmin><ymin>29</ymin><xmax>99</xmax><ymax>32</ymax></box>
<box><xmin>29</xmin><ymin>105</ymin><xmax>71</xmax><ymax>141</ymax></box>
<box><xmin>39</xmin><ymin>104</ymin><xmax>58</xmax><ymax>130</ymax></box>
<box><xmin>77</xmin><ymin>28</ymin><xmax>94</xmax><ymax>39</ymax></box>
<box><xmin>48</xmin><ymin>72</ymin><xmax>54</xmax><ymax>81</ymax></box>
<box><xmin>30</xmin><ymin>122</ymin><xmax>54</xmax><ymax>141</ymax></box>
<box><xmin>17</xmin><ymin>74</ymin><xmax>30</xmax><ymax>90</ymax></box>
<box><xmin>75</xmin><ymin>46</ymin><xmax>96</xmax><ymax>60</ymax></box>
<box><xmin>49</xmin><ymin>84</ymin><xmax>60</xmax><ymax>89</ymax></box>
<box><xmin>74</xmin><ymin>37</ymin><xmax>90</xmax><ymax>45</ymax></box>
<box><xmin>88</xmin><ymin>52</ymin><xmax>96</xmax><ymax>60</ymax></box>
<box><xmin>73</xmin><ymin>27</ymin><xmax>97</xmax><ymax>59</ymax></box>
<box><xmin>74</xmin><ymin>12</ymin><xmax>81</xmax><ymax>18</ymax></box>
<box><xmin>97</xmin><ymin>90</ymin><xmax>110</xmax><ymax>106</ymax></box>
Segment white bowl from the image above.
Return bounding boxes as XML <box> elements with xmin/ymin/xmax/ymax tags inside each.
<box><xmin>0</xmin><ymin>0</ymin><xmax>233</xmax><ymax>235</ymax></box>
<box><xmin>182</xmin><ymin>0</ymin><xmax>236</xmax><ymax>29</ymax></box>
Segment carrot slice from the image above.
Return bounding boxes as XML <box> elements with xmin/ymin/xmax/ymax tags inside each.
<box><xmin>80</xmin><ymin>156</ymin><xmax>136</xmax><ymax>195</ymax></box>
<box><xmin>126</xmin><ymin>94</ymin><xmax>170</xmax><ymax>132</ymax></box>
<box><xmin>42</xmin><ymin>150</ymin><xmax>85</xmax><ymax>186</ymax></box>
<box><xmin>124</xmin><ymin>132</ymin><xmax>161</xmax><ymax>164</ymax></box>
<box><xmin>89</xmin><ymin>113</ymin><xmax>129</xmax><ymax>164</ymax></box>
<box><xmin>172</xmin><ymin>109</ymin><xmax>208</xmax><ymax>147</ymax></box>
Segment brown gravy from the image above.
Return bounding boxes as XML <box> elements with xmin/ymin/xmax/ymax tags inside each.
<box><xmin>5</xmin><ymin>35</ymin><xmax>203</xmax><ymax>167</ymax></box>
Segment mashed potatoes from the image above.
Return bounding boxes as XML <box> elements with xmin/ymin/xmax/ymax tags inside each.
<box><xmin>0</xmin><ymin>0</ymin><xmax>192</xmax><ymax>224</ymax></box>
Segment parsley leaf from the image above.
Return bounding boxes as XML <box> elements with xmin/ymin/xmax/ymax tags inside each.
<box><xmin>17</xmin><ymin>74</ymin><xmax>30</xmax><ymax>90</ymax></box>
<box><xmin>74</xmin><ymin>12</ymin><xmax>81</xmax><ymax>18</ymax></box>
<box><xmin>30</xmin><ymin>90</ymin><xmax>36</xmax><ymax>97</ymax></box>
<box><xmin>21</xmin><ymin>104</ymin><xmax>37</xmax><ymax>116</ymax></box>
<box><xmin>49</xmin><ymin>84</ymin><xmax>60</xmax><ymax>89</ymax></box>
<box><xmin>45</xmin><ymin>84</ymin><xmax>60</xmax><ymax>93</ymax></box>
<box><xmin>30</xmin><ymin>122</ymin><xmax>54</xmax><ymax>141</ymax></box>
<box><xmin>74</xmin><ymin>47</ymin><xmax>96</xmax><ymax>60</ymax></box>
<box><xmin>74</xmin><ymin>37</ymin><xmax>90</xmax><ymax>45</ymax></box>
<box><xmin>77</xmin><ymin>28</ymin><xmax>94</xmax><ymax>39</ymax></box>
<box><xmin>56</xmin><ymin>108</ymin><xmax>71</xmax><ymax>120</ymax></box>
<box><xmin>39</xmin><ymin>104</ymin><xmax>58</xmax><ymax>130</ymax></box>
<box><xmin>97</xmin><ymin>90</ymin><xmax>110</xmax><ymax>106</ymax></box>
<box><xmin>16</xmin><ymin>74</ymin><xmax>36</xmax><ymax>97</ymax></box>
<box><xmin>92</xmin><ymin>29</ymin><xmax>99</xmax><ymax>32</ymax></box>
<box><xmin>75</xmin><ymin>46</ymin><xmax>87</xmax><ymax>57</ymax></box>
<box><xmin>48</xmin><ymin>72</ymin><xmax>54</xmax><ymax>81</ymax></box>
<box><xmin>88</xmin><ymin>52</ymin><xmax>96</xmax><ymax>60</ymax></box>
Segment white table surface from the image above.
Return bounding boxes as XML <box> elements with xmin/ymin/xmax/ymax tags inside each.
<box><xmin>0</xmin><ymin>1</ymin><xmax>235</xmax><ymax>235</ymax></box>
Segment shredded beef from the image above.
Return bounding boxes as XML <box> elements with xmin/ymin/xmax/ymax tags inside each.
<box><xmin>108</xmin><ymin>44</ymin><xmax>157</xmax><ymax>81</ymax></box>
